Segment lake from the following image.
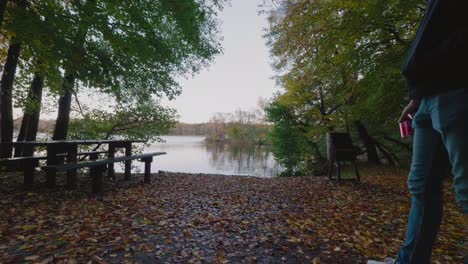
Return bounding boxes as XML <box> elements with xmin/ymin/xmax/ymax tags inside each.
<box><xmin>129</xmin><ymin>136</ymin><xmax>282</xmax><ymax>177</ymax></box>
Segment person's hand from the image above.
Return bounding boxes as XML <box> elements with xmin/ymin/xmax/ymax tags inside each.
<box><xmin>398</xmin><ymin>99</ymin><xmax>420</xmax><ymax>123</ymax></box>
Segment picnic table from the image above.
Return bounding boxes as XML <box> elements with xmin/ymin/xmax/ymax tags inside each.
<box><xmin>0</xmin><ymin>139</ymin><xmax>164</xmax><ymax>191</ymax></box>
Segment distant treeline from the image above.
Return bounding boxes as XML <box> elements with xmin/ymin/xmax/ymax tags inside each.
<box><xmin>170</xmin><ymin>101</ymin><xmax>271</xmax><ymax>147</ymax></box>
<box><xmin>18</xmin><ymin>118</ymin><xmax>270</xmax><ymax>143</ymax></box>
<box><xmin>203</xmin><ymin>108</ymin><xmax>270</xmax><ymax>146</ymax></box>
<box><xmin>11</xmin><ymin>118</ymin><xmax>209</xmax><ymax>136</ymax></box>
<box><xmin>169</xmin><ymin>121</ymin><xmax>271</xmax><ymax>145</ymax></box>
<box><xmin>169</xmin><ymin>123</ymin><xmax>215</xmax><ymax>136</ymax></box>
<box><xmin>12</xmin><ymin>118</ymin><xmax>55</xmax><ymax>133</ymax></box>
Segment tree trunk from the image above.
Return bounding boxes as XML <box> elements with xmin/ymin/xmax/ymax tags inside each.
<box><xmin>52</xmin><ymin>74</ymin><xmax>75</xmax><ymax>140</ymax></box>
<box><xmin>354</xmin><ymin>120</ymin><xmax>381</xmax><ymax>164</ymax></box>
<box><xmin>26</xmin><ymin>75</ymin><xmax>44</xmax><ymax>141</ymax></box>
<box><xmin>14</xmin><ymin>113</ymin><xmax>28</xmax><ymax>156</ymax></box>
<box><xmin>50</xmin><ymin>0</ymin><xmax>96</xmax><ymax>141</ymax></box>
<box><xmin>15</xmin><ymin>74</ymin><xmax>44</xmax><ymax>156</ymax></box>
<box><xmin>0</xmin><ymin>0</ymin><xmax>8</xmax><ymax>31</ymax></box>
<box><xmin>0</xmin><ymin>41</ymin><xmax>21</xmax><ymax>158</ymax></box>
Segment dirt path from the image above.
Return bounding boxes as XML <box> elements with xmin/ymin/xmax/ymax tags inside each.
<box><xmin>0</xmin><ymin>167</ymin><xmax>465</xmax><ymax>263</ymax></box>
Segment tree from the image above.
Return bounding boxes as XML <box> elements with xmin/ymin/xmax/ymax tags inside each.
<box><xmin>68</xmin><ymin>98</ymin><xmax>177</xmax><ymax>143</ymax></box>
<box><xmin>51</xmin><ymin>0</ymin><xmax>225</xmax><ymax>140</ymax></box>
<box><xmin>0</xmin><ymin>0</ymin><xmax>225</xmax><ymax>153</ymax></box>
<box><xmin>0</xmin><ymin>0</ymin><xmax>25</xmax><ymax>158</ymax></box>
<box><xmin>0</xmin><ymin>41</ymin><xmax>20</xmax><ymax>158</ymax></box>
<box><xmin>265</xmin><ymin>99</ymin><xmax>311</xmax><ymax>175</ymax></box>
<box><xmin>262</xmin><ymin>0</ymin><xmax>425</xmax><ymax>169</ymax></box>
<box><xmin>14</xmin><ymin>74</ymin><xmax>43</xmax><ymax>156</ymax></box>
<box><xmin>1</xmin><ymin>0</ymin><xmax>68</xmax><ymax>156</ymax></box>
<box><xmin>206</xmin><ymin>108</ymin><xmax>270</xmax><ymax>146</ymax></box>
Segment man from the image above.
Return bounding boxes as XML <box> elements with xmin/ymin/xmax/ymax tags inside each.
<box><xmin>368</xmin><ymin>0</ymin><xmax>468</xmax><ymax>263</ymax></box>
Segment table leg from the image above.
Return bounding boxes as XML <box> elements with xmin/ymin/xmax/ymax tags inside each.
<box><xmin>22</xmin><ymin>145</ymin><xmax>37</xmax><ymax>189</ymax></box>
<box><xmin>353</xmin><ymin>161</ymin><xmax>360</xmax><ymax>182</ymax></box>
<box><xmin>66</xmin><ymin>144</ymin><xmax>78</xmax><ymax>189</ymax></box>
<box><xmin>22</xmin><ymin>144</ymin><xmax>34</xmax><ymax>157</ymax></box>
<box><xmin>46</xmin><ymin>145</ymin><xmax>58</xmax><ymax>188</ymax></box>
<box><xmin>124</xmin><ymin>143</ymin><xmax>131</xmax><ymax>180</ymax></box>
<box><xmin>143</xmin><ymin>157</ymin><xmax>153</xmax><ymax>184</ymax></box>
<box><xmin>337</xmin><ymin>161</ymin><xmax>341</xmax><ymax>182</ymax></box>
<box><xmin>328</xmin><ymin>158</ymin><xmax>334</xmax><ymax>180</ymax></box>
<box><xmin>108</xmin><ymin>143</ymin><xmax>115</xmax><ymax>179</ymax></box>
<box><xmin>23</xmin><ymin>159</ymin><xmax>35</xmax><ymax>190</ymax></box>
<box><xmin>91</xmin><ymin>165</ymin><xmax>105</xmax><ymax>194</ymax></box>
<box><xmin>0</xmin><ymin>142</ymin><xmax>13</xmax><ymax>159</ymax></box>
<box><xmin>90</xmin><ymin>152</ymin><xmax>99</xmax><ymax>161</ymax></box>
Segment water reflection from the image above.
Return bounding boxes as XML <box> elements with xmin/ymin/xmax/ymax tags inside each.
<box><xmin>205</xmin><ymin>143</ymin><xmax>280</xmax><ymax>177</ymax></box>
<box><xmin>134</xmin><ymin>136</ymin><xmax>281</xmax><ymax>177</ymax></box>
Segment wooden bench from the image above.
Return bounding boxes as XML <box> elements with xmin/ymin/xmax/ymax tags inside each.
<box><xmin>0</xmin><ymin>151</ymin><xmax>108</xmax><ymax>189</ymax></box>
<box><xmin>43</xmin><ymin>152</ymin><xmax>166</xmax><ymax>193</ymax></box>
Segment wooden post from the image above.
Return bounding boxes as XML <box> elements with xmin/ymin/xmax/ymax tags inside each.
<box><xmin>89</xmin><ymin>152</ymin><xmax>98</xmax><ymax>161</ymax></box>
<box><xmin>23</xmin><ymin>159</ymin><xmax>34</xmax><ymax>190</ymax></box>
<box><xmin>353</xmin><ymin>161</ymin><xmax>360</xmax><ymax>182</ymax></box>
<box><xmin>107</xmin><ymin>143</ymin><xmax>115</xmax><ymax>179</ymax></box>
<box><xmin>337</xmin><ymin>161</ymin><xmax>341</xmax><ymax>182</ymax></box>
<box><xmin>143</xmin><ymin>157</ymin><xmax>153</xmax><ymax>184</ymax></box>
<box><xmin>22</xmin><ymin>144</ymin><xmax>34</xmax><ymax>157</ymax></box>
<box><xmin>327</xmin><ymin>134</ymin><xmax>335</xmax><ymax>181</ymax></box>
<box><xmin>46</xmin><ymin>144</ymin><xmax>58</xmax><ymax>188</ymax></box>
<box><xmin>328</xmin><ymin>158</ymin><xmax>334</xmax><ymax>180</ymax></box>
<box><xmin>66</xmin><ymin>143</ymin><xmax>78</xmax><ymax>189</ymax></box>
<box><xmin>91</xmin><ymin>165</ymin><xmax>105</xmax><ymax>193</ymax></box>
<box><xmin>124</xmin><ymin>142</ymin><xmax>131</xmax><ymax>180</ymax></box>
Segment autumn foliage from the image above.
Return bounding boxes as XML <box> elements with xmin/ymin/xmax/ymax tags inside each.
<box><xmin>0</xmin><ymin>167</ymin><xmax>465</xmax><ymax>263</ymax></box>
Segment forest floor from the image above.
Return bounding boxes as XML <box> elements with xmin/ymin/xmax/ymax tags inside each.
<box><xmin>0</xmin><ymin>166</ymin><xmax>466</xmax><ymax>264</ymax></box>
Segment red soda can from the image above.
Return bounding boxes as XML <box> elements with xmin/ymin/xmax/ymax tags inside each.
<box><xmin>399</xmin><ymin>113</ymin><xmax>414</xmax><ymax>138</ymax></box>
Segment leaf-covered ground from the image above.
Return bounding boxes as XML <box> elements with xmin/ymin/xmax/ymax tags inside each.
<box><xmin>0</xmin><ymin>167</ymin><xmax>466</xmax><ymax>263</ymax></box>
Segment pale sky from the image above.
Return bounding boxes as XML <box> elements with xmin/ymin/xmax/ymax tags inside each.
<box><xmin>164</xmin><ymin>0</ymin><xmax>279</xmax><ymax>123</ymax></box>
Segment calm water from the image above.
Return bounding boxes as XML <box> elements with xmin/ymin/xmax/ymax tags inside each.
<box><xmin>131</xmin><ymin>136</ymin><xmax>282</xmax><ymax>177</ymax></box>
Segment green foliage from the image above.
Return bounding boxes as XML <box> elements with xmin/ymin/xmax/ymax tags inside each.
<box><xmin>5</xmin><ymin>0</ymin><xmax>224</xmax><ymax>99</ymax></box>
<box><xmin>265</xmin><ymin>99</ymin><xmax>310</xmax><ymax>175</ymax></box>
<box><xmin>226</xmin><ymin>124</ymin><xmax>270</xmax><ymax>145</ymax></box>
<box><xmin>2</xmin><ymin>0</ymin><xmax>227</xmax><ymax>142</ymax></box>
<box><xmin>68</xmin><ymin>99</ymin><xmax>177</xmax><ymax>142</ymax></box>
<box><xmin>263</xmin><ymin>0</ymin><xmax>425</xmax><ymax>171</ymax></box>
<box><xmin>205</xmin><ymin>109</ymin><xmax>270</xmax><ymax>146</ymax></box>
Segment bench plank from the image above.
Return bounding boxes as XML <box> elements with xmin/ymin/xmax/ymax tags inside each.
<box><xmin>0</xmin><ymin>150</ymin><xmax>108</xmax><ymax>163</ymax></box>
<box><xmin>44</xmin><ymin>152</ymin><xmax>166</xmax><ymax>172</ymax></box>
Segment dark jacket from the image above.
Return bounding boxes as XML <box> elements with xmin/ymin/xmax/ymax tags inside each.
<box><xmin>402</xmin><ymin>0</ymin><xmax>468</xmax><ymax>99</ymax></box>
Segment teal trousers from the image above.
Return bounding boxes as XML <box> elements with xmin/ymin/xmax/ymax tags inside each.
<box><xmin>396</xmin><ymin>88</ymin><xmax>468</xmax><ymax>264</ymax></box>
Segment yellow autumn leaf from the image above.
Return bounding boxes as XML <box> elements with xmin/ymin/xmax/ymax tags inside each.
<box><xmin>20</xmin><ymin>225</ymin><xmax>39</xmax><ymax>231</ymax></box>
<box><xmin>24</xmin><ymin>255</ymin><xmax>40</xmax><ymax>261</ymax></box>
